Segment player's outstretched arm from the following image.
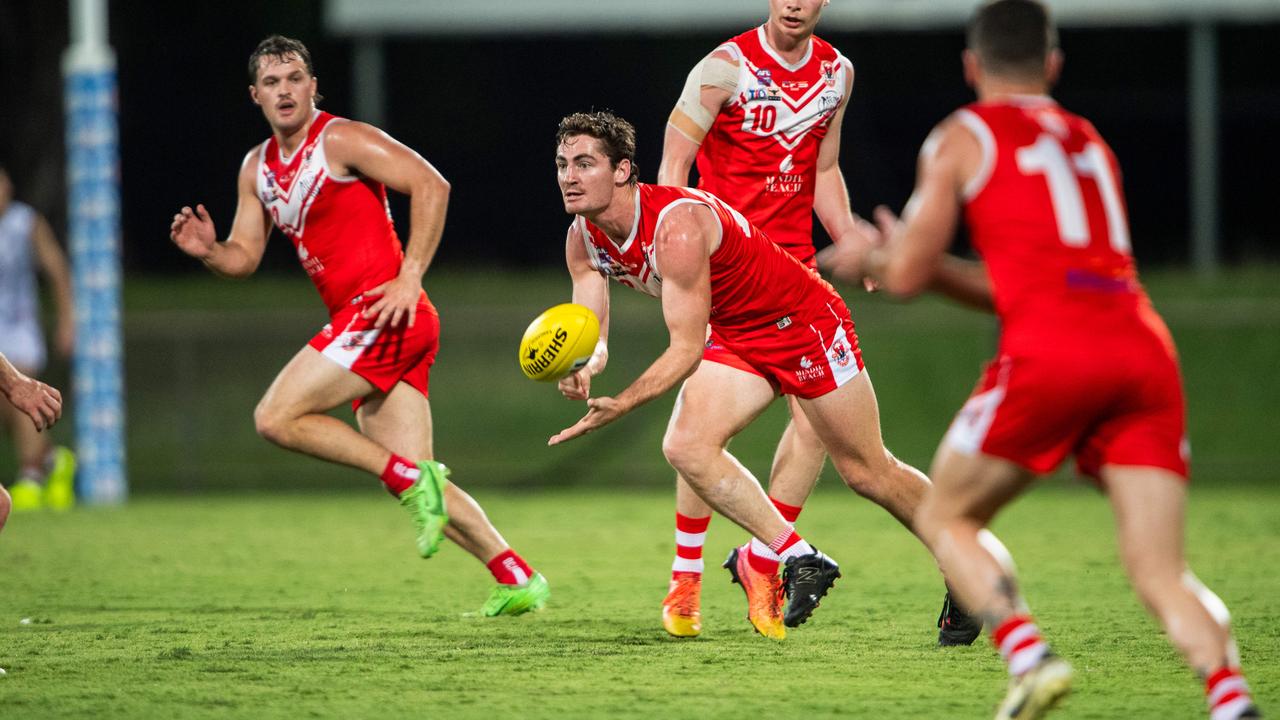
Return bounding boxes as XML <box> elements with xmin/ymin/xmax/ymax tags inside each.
<box><xmin>170</xmin><ymin>149</ymin><xmax>271</xmax><ymax>279</ymax></box>
<box><xmin>326</xmin><ymin>121</ymin><xmax>450</xmax><ymax>329</ymax></box>
<box><xmin>31</xmin><ymin>213</ymin><xmax>74</xmax><ymax>357</ymax></box>
<box><xmin>559</xmin><ymin>221</ymin><xmax>611</xmax><ymax>401</ymax></box>
<box><xmin>658</xmin><ymin>50</ymin><xmax>736</xmax><ymax>187</ymax></box>
<box><xmin>549</xmin><ymin>206</ymin><xmax>711</xmax><ymax>446</ymax></box>
<box><xmin>0</xmin><ymin>352</ymin><xmax>61</xmax><ymax>432</ymax></box>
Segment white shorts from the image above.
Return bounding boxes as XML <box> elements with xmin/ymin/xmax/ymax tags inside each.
<box><xmin>0</xmin><ymin>321</ymin><xmax>47</xmax><ymax>372</ymax></box>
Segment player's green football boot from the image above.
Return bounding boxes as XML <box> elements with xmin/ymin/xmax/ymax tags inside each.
<box><xmin>43</xmin><ymin>447</ymin><xmax>77</xmax><ymax>511</ymax></box>
<box><xmin>399</xmin><ymin>460</ymin><xmax>449</xmax><ymax>558</ymax></box>
<box><xmin>9</xmin><ymin>479</ymin><xmax>43</xmax><ymax>512</ymax></box>
<box><xmin>994</xmin><ymin>653</ymin><xmax>1073</xmax><ymax>720</ymax></box>
<box><xmin>481</xmin><ymin>572</ymin><xmax>550</xmax><ymax>617</ymax></box>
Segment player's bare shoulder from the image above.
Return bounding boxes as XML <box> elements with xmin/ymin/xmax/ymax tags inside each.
<box><xmin>655</xmin><ymin>202</ymin><xmax>718</xmax><ymax>254</ymax></box>
<box><xmin>238</xmin><ymin>144</ymin><xmax>264</xmax><ymax>190</ymax></box>
<box><xmin>919</xmin><ymin>111</ymin><xmax>987</xmax><ymax>194</ymax></box>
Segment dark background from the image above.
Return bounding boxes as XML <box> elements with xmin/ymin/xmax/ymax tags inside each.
<box><xmin>2</xmin><ymin>0</ymin><xmax>1277</xmax><ymax>273</ymax></box>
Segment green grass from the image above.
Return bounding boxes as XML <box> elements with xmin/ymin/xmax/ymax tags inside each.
<box><xmin>3</xmin><ymin>268</ymin><xmax>1277</xmax><ymax>717</ymax></box>
<box><xmin>1</xmin><ymin>484</ymin><xmax>1275</xmax><ymax>718</ymax></box>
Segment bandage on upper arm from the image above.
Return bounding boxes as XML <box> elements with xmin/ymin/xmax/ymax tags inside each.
<box><xmin>668</xmin><ymin>54</ymin><xmax>738</xmax><ymax>143</ymax></box>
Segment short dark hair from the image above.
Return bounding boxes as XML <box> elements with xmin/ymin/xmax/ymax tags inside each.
<box><xmin>556</xmin><ymin>111</ymin><xmax>639</xmax><ymax>185</ymax></box>
<box><xmin>966</xmin><ymin>0</ymin><xmax>1057</xmax><ymax>80</ymax></box>
<box><xmin>248</xmin><ymin>35</ymin><xmax>317</xmax><ymax>84</ymax></box>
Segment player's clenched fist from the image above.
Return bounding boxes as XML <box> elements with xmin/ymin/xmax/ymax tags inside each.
<box><xmin>170</xmin><ymin>204</ymin><xmax>218</xmax><ymax>259</ymax></box>
<box><xmin>3</xmin><ymin>371</ymin><xmax>61</xmax><ymax>432</ymax></box>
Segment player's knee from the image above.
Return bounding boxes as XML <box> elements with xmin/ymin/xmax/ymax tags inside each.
<box><xmin>833</xmin><ymin>453</ymin><xmax>887</xmax><ymax>497</ymax></box>
<box><xmin>253</xmin><ymin>400</ymin><xmax>291</xmax><ymax>446</ymax></box>
<box><xmin>661</xmin><ymin>431</ymin><xmax>714</xmax><ymax>478</ymax></box>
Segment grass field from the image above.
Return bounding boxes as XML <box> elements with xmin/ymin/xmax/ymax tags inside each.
<box><xmin>2</xmin><ymin>484</ymin><xmax>1276</xmax><ymax>718</ymax></box>
<box><xmin>1</xmin><ymin>268</ymin><xmax>1277</xmax><ymax>717</ymax></box>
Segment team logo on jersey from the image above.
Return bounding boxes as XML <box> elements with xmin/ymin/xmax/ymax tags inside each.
<box><xmin>830</xmin><ymin>341</ymin><xmax>852</xmax><ymax>368</ymax></box>
<box><xmin>296</xmin><ymin>241</ymin><xmax>324</xmax><ymax>276</ymax></box>
<box><xmin>764</xmin><ymin>173</ymin><xmax>804</xmax><ymax>195</ymax></box>
<box><xmin>821</xmin><ymin>60</ymin><xmax>836</xmax><ymax>87</ymax></box>
<box><xmin>594</xmin><ymin>249</ymin><xmax>628</xmax><ymax>278</ymax></box>
<box><xmin>746</xmin><ymin>86</ymin><xmax>782</xmax><ymax>102</ymax></box>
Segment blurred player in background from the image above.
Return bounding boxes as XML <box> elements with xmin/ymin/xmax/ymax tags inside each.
<box><xmin>548</xmin><ymin>110</ymin><xmax>953</xmax><ymax>639</ymax></box>
<box><xmin>819</xmin><ymin>2</ymin><xmax>1263</xmax><ymax>718</ymax></box>
<box><xmin>0</xmin><ymin>164</ymin><xmax>76</xmax><ymax>513</ymax></box>
<box><xmin>170</xmin><ymin>35</ymin><xmax>548</xmax><ymax>616</ymax></box>
<box><xmin>0</xmin><ymin>350</ymin><xmax>63</xmax><ymax>534</ymax></box>
<box><xmin>657</xmin><ymin>0</ymin><xmax>980</xmax><ymax>643</ymax></box>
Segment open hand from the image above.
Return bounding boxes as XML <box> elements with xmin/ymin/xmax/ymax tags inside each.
<box><xmin>362</xmin><ymin>275</ymin><xmax>423</xmax><ymax>328</ymax></box>
<box><xmin>548</xmin><ymin>396</ymin><xmax>625</xmax><ymax>446</ymax></box>
<box><xmin>170</xmin><ymin>204</ymin><xmax>217</xmax><ymax>259</ymax></box>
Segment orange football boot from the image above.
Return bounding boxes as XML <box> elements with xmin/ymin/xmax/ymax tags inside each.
<box><xmin>662</xmin><ymin>572</ymin><xmax>702</xmax><ymax>637</ymax></box>
<box><xmin>724</xmin><ymin>544</ymin><xmax>786</xmax><ymax>640</ymax></box>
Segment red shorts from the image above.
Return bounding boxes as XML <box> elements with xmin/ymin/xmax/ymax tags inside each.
<box><xmin>308</xmin><ymin>294</ymin><xmax>440</xmax><ymax>409</ymax></box>
<box><xmin>942</xmin><ymin>347</ymin><xmax>1189</xmax><ymax>481</ymax></box>
<box><xmin>705</xmin><ymin>297</ymin><xmax>864</xmax><ymax>399</ymax></box>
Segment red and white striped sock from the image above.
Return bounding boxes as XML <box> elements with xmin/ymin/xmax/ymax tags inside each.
<box><xmin>380</xmin><ymin>454</ymin><xmax>420</xmax><ymax>497</ymax></box>
<box><xmin>770</xmin><ymin>528</ymin><xmax>814</xmax><ymax>562</ymax></box>
<box><xmin>993</xmin><ymin>615</ymin><xmax>1050</xmax><ymax>676</ymax></box>
<box><xmin>748</xmin><ymin>528</ymin><xmax>813</xmax><ymax>575</ymax></box>
<box><xmin>672</xmin><ymin>513</ymin><xmax>711</xmax><ymax>579</ymax></box>
<box><xmin>770</xmin><ymin>496</ymin><xmax>803</xmax><ymax>523</ymax></box>
<box><xmin>486</xmin><ymin>549</ymin><xmax>534</xmax><ymax>586</ymax></box>
<box><xmin>1206</xmin><ymin>667</ymin><xmax>1256</xmax><ymax>720</ymax></box>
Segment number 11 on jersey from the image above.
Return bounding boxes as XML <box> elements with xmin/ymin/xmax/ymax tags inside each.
<box><xmin>1016</xmin><ymin>134</ymin><xmax>1131</xmax><ymax>254</ymax></box>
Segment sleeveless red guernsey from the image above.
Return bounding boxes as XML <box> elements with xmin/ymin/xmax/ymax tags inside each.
<box><xmin>948</xmin><ymin>98</ymin><xmax>1187</xmax><ymax>480</ymax></box>
<box><xmin>958</xmin><ymin>98</ymin><xmax>1172</xmax><ymax>356</ymax></box>
<box><xmin>257</xmin><ymin>111</ymin><xmax>404</xmax><ymax>316</ymax></box>
<box><xmin>577</xmin><ymin>184</ymin><xmax>841</xmax><ymax>333</ymax></box>
<box><xmin>697</xmin><ymin>26</ymin><xmax>850</xmax><ymax>267</ymax></box>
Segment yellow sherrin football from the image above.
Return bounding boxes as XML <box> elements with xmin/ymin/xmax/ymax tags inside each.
<box><xmin>518</xmin><ymin>303</ymin><xmax>600</xmax><ymax>382</ymax></box>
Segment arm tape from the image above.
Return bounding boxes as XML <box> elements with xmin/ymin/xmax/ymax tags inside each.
<box><xmin>668</xmin><ymin>55</ymin><xmax>739</xmax><ymax>142</ymax></box>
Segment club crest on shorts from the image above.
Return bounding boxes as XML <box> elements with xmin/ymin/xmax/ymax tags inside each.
<box><xmin>830</xmin><ymin>341</ymin><xmax>852</xmax><ymax>368</ymax></box>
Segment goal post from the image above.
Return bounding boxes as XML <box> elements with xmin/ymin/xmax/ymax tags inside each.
<box><xmin>64</xmin><ymin>0</ymin><xmax>126</xmax><ymax>504</ymax></box>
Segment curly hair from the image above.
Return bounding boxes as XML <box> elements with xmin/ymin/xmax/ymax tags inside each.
<box><xmin>556</xmin><ymin>111</ymin><xmax>639</xmax><ymax>185</ymax></box>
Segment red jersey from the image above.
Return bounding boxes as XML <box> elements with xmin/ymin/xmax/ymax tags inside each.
<box><xmin>257</xmin><ymin>111</ymin><xmax>404</xmax><ymax>316</ymax></box>
<box><xmin>576</xmin><ymin>183</ymin><xmax>841</xmax><ymax>332</ymax></box>
<box><xmin>958</xmin><ymin>97</ymin><xmax>1172</xmax><ymax>356</ymax></box>
<box><xmin>696</xmin><ymin>26</ymin><xmax>850</xmax><ymax>266</ymax></box>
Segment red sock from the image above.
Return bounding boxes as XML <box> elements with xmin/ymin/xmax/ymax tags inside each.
<box><xmin>769</xmin><ymin>496</ymin><xmax>803</xmax><ymax>523</ymax></box>
<box><xmin>993</xmin><ymin>615</ymin><xmax>1049</xmax><ymax>676</ymax></box>
<box><xmin>1206</xmin><ymin>667</ymin><xmax>1256</xmax><ymax>720</ymax></box>
<box><xmin>672</xmin><ymin>513</ymin><xmax>711</xmax><ymax>580</ymax></box>
<box><xmin>487</xmin><ymin>549</ymin><xmax>534</xmax><ymax>586</ymax></box>
<box><xmin>380</xmin><ymin>454</ymin><xmax>419</xmax><ymax>497</ymax></box>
